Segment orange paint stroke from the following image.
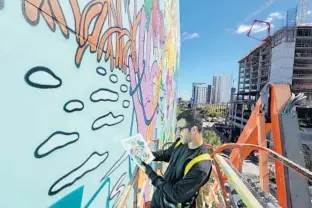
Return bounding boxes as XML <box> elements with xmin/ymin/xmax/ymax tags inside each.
<box><xmin>23</xmin><ymin>0</ymin><xmax>69</xmax><ymax>37</ymax></box>
<box><xmin>23</xmin><ymin>0</ymin><xmax>140</xmax><ymax>72</ymax></box>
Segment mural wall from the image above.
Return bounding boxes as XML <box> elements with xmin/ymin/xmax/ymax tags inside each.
<box><xmin>0</xmin><ymin>0</ymin><xmax>180</xmax><ymax>207</ymax></box>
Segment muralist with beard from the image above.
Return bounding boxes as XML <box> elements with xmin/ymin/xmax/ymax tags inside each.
<box><xmin>141</xmin><ymin>110</ymin><xmax>213</xmax><ymax>208</ymax></box>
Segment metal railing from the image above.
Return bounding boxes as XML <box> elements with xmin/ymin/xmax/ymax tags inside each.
<box><xmin>117</xmin><ymin>140</ymin><xmax>312</xmax><ymax>208</ymax></box>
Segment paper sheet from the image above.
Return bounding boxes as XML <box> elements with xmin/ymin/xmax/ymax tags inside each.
<box><xmin>121</xmin><ymin>134</ymin><xmax>155</xmax><ymax>169</ymax></box>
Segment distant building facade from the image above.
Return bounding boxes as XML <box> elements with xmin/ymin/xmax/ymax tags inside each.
<box><xmin>212</xmin><ymin>74</ymin><xmax>233</xmax><ymax>104</ymax></box>
<box><xmin>231</xmin><ymin>87</ymin><xmax>236</xmax><ymax>102</ymax></box>
<box><xmin>192</xmin><ymin>83</ymin><xmax>208</xmax><ymax>104</ymax></box>
<box><xmin>212</xmin><ymin>77</ymin><xmax>217</xmax><ymax>104</ymax></box>
<box><xmin>207</xmin><ymin>85</ymin><xmax>212</xmax><ymax>104</ymax></box>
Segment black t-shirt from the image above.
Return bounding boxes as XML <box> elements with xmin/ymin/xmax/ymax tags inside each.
<box><xmin>150</xmin><ymin>139</ymin><xmax>212</xmax><ymax>208</ymax></box>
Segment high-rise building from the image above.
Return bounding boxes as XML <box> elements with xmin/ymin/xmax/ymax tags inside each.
<box><xmin>192</xmin><ymin>83</ymin><xmax>208</xmax><ymax>104</ymax></box>
<box><xmin>231</xmin><ymin>87</ymin><xmax>236</xmax><ymax>102</ymax></box>
<box><xmin>229</xmin><ymin>24</ymin><xmax>312</xmax><ymax>132</ymax></box>
<box><xmin>212</xmin><ymin>74</ymin><xmax>233</xmax><ymax>104</ymax></box>
<box><xmin>207</xmin><ymin>85</ymin><xmax>212</xmax><ymax>104</ymax></box>
<box><xmin>212</xmin><ymin>77</ymin><xmax>217</xmax><ymax>104</ymax></box>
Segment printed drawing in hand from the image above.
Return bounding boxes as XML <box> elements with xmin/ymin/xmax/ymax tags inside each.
<box><xmin>122</xmin><ymin>134</ymin><xmax>155</xmax><ymax>166</ymax></box>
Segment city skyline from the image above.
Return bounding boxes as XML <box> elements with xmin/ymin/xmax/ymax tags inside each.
<box><xmin>189</xmin><ymin>73</ymin><xmax>233</xmax><ymax>104</ymax></box>
<box><xmin>177</xmin><ymin>0</ymin><xmax>312</xmax><ymax>101</ymax></box>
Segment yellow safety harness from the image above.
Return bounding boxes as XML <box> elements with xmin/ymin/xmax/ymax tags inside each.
<box><xmin>174</xmin><ymin>139</ymin><xmax>212</xmax><ymax>176</ymax></box>
<box><xmin>173</xmin><ymin>140</ymin><xmax>212</xmax><ymax>208</ymax></box>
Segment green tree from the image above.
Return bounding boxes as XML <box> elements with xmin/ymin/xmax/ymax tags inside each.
<box><xmin>203</xmin><ymin>130</ymin><xmax>222</xmax><ymax>147</ymax></box>
<box><xmin>207</xmin><ymin>109</ymin><xmax>221</xmax><ymax>118</ymax></box>
<box><xmin>176</xmin><ymin>106</ymin><xmax>182</xmax><ymax>115</ymax></box>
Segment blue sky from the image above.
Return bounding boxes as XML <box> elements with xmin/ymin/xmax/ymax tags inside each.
<box><xmin>177</xmin><ymin>0</ymin><xmax>312</xmax><ymax>100</ymax></box>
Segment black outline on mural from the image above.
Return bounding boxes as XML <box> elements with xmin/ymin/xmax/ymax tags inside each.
<box><xmin>110</xmin><ymin>172</ymin><xmax>127</xmax><ymax>208</ymax></box>
<box><xmin>22</xmin><ymin>0</ymin><xmax>134</xmax><ymax>71</ymax></box>
<box><xmin>128</xmin><ymin>58</ymin><xmax>159</xmax><ymax>125</ymax></box>
<box><xmin>47</xmin><ymin>0</ymin><xmax>70</xmax><ymax>39</ymax></box>
<box><xmin>120</xmin><ymin>84</ymin><xmax>128</xmax><ymax>93</ymax></box>
<box><xmin>96</xmin><ymin>66</ymin><xmax>107</xmax><ymax>76</ymax></box>
<box><xmin>70</xmin><ymin>1</ymin><xmax>99</xmax><ymax>68</ymax></box>
<box><xmin>0</xmin><ymin>0</ymin><xmax>4</xmax><ymax>10</ymax></box>
<box><xmin>48</xmin><ymin>151</ymin><xmax>109</xmax><ymax>196</ymax></box>
<box><xmin>109</xmin><ymin>74</ymin><xmax>118</xmax><ymax>83</ymax></box>
<box><xmin>34</xmin><ymin>131</ymin><xmax>79</xmax><ymax>159</ymax></box>
<box><xmin>69</xmin><ymin>1</ymin><xmax>131</xmax><ymax>69</ymax></box>
<box><xmin>100</xmin><ymin>151</ymin><xmax>128</xmax><ymax>181</ymax></box>
<box><xmin>22</xmin><ymin>0</ymin><xmax>43</xmax><ymax>25</ymax></box>
<box><xmin>22</xmin><ymin>0</ymin><xmax>70</xmax><ymax>39</ymax></box>
<box><xmin>90</xmin><ymin>88</ymin><xmax>119</xmax><ymax>102</ymax></box>
<box><xmin>41</xmin><ymin>1</ymin><xmax>57</xmax><ymax>33</ymax></box>
<box><xmin>74</xmin><ymin>42</ymin><xmax>89</xmax><ymax>68</ymax></box>
<box><xmin>24</xmin><ymin>66</ymin><xmax>62</xmax><ymax>89</ymax></box>
<box><xmin>122</xmin><ymin>100</ymin><xmax>130</xmax><ymax>108</ymax></box>
<box><xmin>126</xmin><ymin>74</ymin><xmax>130</xmax><ymax>82</ymax></box>
<box><xmin>63</xmin><ymin>99</ymin><xmax>84</xmax><ymax>113</ymax></box>
<box><xmin>76</xmin><ymin>1</ymin><xmax>107</xmax><ymax>50</ymax></box>
<box><xmin>92</xmin><ymin>112</ymin><xmax>124</xmax><ymax>131</ymax></box>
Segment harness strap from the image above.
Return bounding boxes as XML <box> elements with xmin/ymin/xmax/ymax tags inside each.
<box><xmin>175</xmin><ymin>139</ymin><xmax>182</xmax><ymax>148</ymax></box>
<box><xmin>172</xmin><ymin>139</ymin><xmax>212</xmax><ymax>208</ymax></box>
<box><xmin>174</xmin><ymin>139</ymin><xmax>212</xmax><ymax>176</ymax></box>
<box><xmin>184</xmin><ymin>153</ymin><xmax>212</xmax><ymax>176</ymax></box>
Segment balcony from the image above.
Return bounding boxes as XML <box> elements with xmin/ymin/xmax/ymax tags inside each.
<box><xmin>294</xmin><ymin>53</ymin><xmax>312</xmax><ymax>59</ymax></box>
<box><xmin>261</xmin><ymin>48</ymin><xmax>271</xmax><ymax>55</ymax></box>
<box><xmin>292</xmin><ymin>83</ymin><xmax>312</xmax><ymax>90</ymax></box>
<box><xmin>296</xmin><ymin>43</ymin><xmax>312</xmax><ymax>48</ymax></box>
<box><xmin>261</xmin><ymin>72</ymin><xmax>269</xmax><ymax>77</ymax></box>
<box><xmin>293</xmin><ymin>74</ymin><xmax>312</xmax><ymax>80</ymax></box>
<box><xmin>294</xmin><ymin>63</ymin><xmax>312</xmax><ymax>71</ymax></box>
<box><xmin>296</xmin><ymin>35</ymin><xmax>312</xmax><ymax>39</ymax></box>
<box><xmin>294</xmin><ymin>63</ymin><xmax>312</xmax><ymax>67</ymax></box>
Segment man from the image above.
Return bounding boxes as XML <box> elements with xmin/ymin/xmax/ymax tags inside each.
<box><xmin>141</xmin><ymin>110</ymin><xmax>213</xmax><ymax>208</ymax></box>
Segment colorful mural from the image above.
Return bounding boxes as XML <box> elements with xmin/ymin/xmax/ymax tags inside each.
<box><xmin>0</xmin><ymin>0</ymin><xmax>180</xmax><ymax>207</ymax></box>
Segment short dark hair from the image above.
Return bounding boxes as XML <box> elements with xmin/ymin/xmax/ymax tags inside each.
<box><xmin>177</xmin><ymin>110</ymin><xmax>203</xmax><ymax>132</ymax></box>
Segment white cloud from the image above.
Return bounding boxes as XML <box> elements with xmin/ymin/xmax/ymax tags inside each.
<box><xmin>236</xmin><ymin>23</ymin><xmax>273</xmax><ymax>34</ymax></box>
<box><xmin>307</xmin><ymin>10</ymin><xmax>312</xmax><ymax>15</ymax></box>
<box><xmin>265</xmin><ymin>12</ymin><xmax>285</xmax><ymax>22</ymax></box>
<box><xmin>235</xmin><ymin>11</ymin><xmax>283</xmax><ymax>34</ymax></box>
<box><xmin>182</xmin><ymin>32</ymin><xmax>200</xmax><ymax>40</ymax></box>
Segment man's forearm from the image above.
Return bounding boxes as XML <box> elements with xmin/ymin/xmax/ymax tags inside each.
<box><xmin>147</xmin><ymin>168</ymin><xmax>210</xmax><ymax>204</ymax></box>
<box><xmin>151</xmin><ymin>138</ymin><xmax>180</xmax><ymax>162</ymax></box>
<box><xmin>152</xmin><ymin>150</ymin><xmax>166</xmax><ymax>161</ymax></box>
<box><xmin>150</xmin><ymin>175</ymin><xmax>194</xmax><ymax>203</ymax></box>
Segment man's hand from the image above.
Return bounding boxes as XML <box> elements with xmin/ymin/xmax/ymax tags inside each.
<box><xmin>141</xmin><ymin>161</ymin><xmax>154</xmax><ymax>175</ymax></box>
<box><xmin>140</xmin><ymin>161</ymin><xmax>158</xmax><ymax>182</ymax></box>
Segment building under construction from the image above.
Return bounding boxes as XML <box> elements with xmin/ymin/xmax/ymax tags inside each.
<box><xmin>229</xmin><ymin>24</ymin><xmax>312</xmax><ymax>134</ymax></box>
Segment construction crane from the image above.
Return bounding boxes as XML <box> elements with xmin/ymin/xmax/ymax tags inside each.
<box><xmin>237</xmin><ymin>0</ymin><xmax>309</xmax><ymax>31</ymax></box>
<box><xmin>237</xmin><ymin>0</ymin><xmax>280</xmax><ymax>26</ymax></box>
